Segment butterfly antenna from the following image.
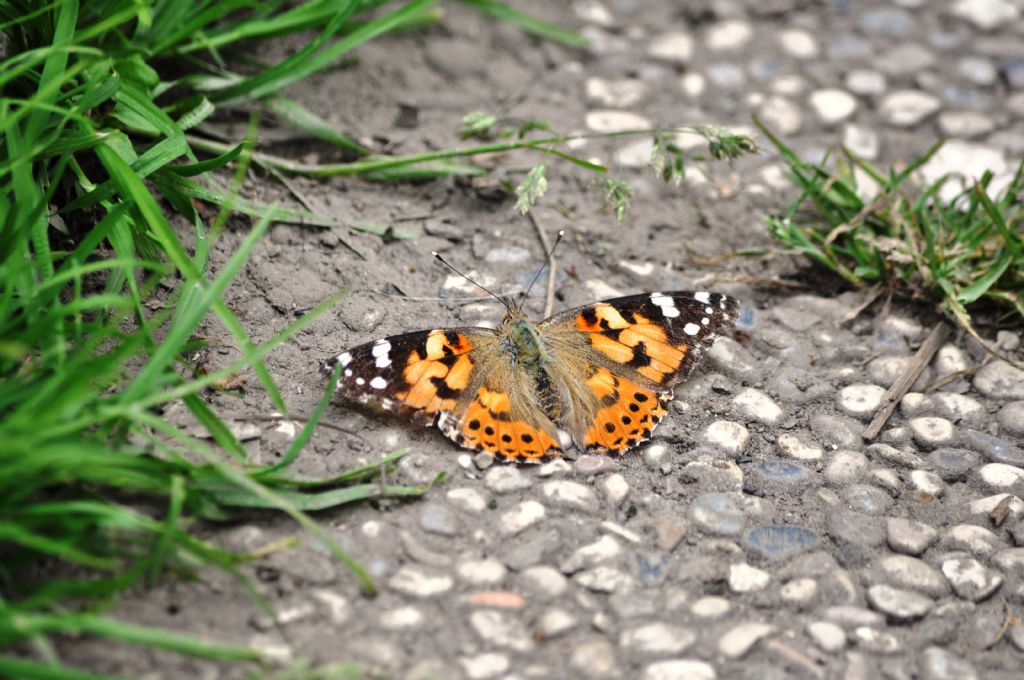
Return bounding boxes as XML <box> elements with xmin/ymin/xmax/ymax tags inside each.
<box><xmin>432</xmin><ymin>251</ymin><xmax>512</xmax><ymax>312</ymax></box>
<box><xmin>520</xmin><ymin>229</ymin><xmax>564</xmax><ymax>307</ymax></box>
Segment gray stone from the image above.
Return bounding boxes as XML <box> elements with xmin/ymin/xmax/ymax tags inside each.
<box><xmin>845</xmin><ymin>69</ymin><xmax>887</xmax><ymax>96</ymax></box>
<box><xmin>825</xmin><ymin>450</ymin><xmax>868</xmax><ymax>485</ymax></box>
<box><xmin>829</xmin><ymin>510</ymin><xmax>885</xmax><ymax>548</ymax></box>
<box><xmin>485</xmin><ymin>466</ymin><xmax>532</xmax><ymax>493</ymax></box>
<box><xmin>941</xmin><ymin>557</ymin><xmax>1002</xmax><ymax>601</ymax></box>
<box><xmin>732</xmin><ymin>388</ymin><xmax>783</xmax><ymax>425</ymax></box>
<box><xmin>843</xmin><ymin>124</ymin><xmax>879</xmax><ymax>160</ymax></box>
<box><xmin>515</xmin><ymin>565</ymin><xmax>567</xmax><ymax>600</ymax></box>
<box><xmin>920</xmin><ymin>646</ymin><xmax>978</xmax><ymax>680</ymax></box>
<box><xmin>809</xmin><ymin>89</ymin><xmax>857</xmax><ymax>125</ymax></box>
<box><xmin>705</xmin><ymin>20</ymin><xmax>753</xmax><ymax>51</ymax></box>
<box><xmin>757</xmin><ymin>96</ymin><xmax>803</xmax><ymax>136</ymax></box>
<box><xmin>910</xmin><ymin>470</ymin><xmax>947</xmax><ymax>497</ymax></box>
<box><xmin>647</xmin><ymin>31</ymin><xmax>694</xmax><ymax>63</ymax></box>
<box><xmin>868</xmin><ymin>443</ymin><xmax>925</xmax><ymax>468</ymax></box>
<box><xmin>388</xmin><ymin>566</ymin><xmax>454</xmax><ymax>598</ymax></box>
<box><xmin>537</xmin><ymin>608</ymin><xmax>576</xmax><ymax>638</ymax></box>
<box><xmin>966</xmin><ymin>360</ymin><xmax>1024</xmax><ymax>399</ymax></box>
<box><xmin>964</xmin><ymin>429</ymin><xmax>1024</xmax><ymax>466</ymax></box>
<box><xmin>823</xmin><ymin>606</ymin><xmax>885</xmax><ymax>629</ymax></box>
<box><xmin>957</xmin><ymin>56</ymin><xmax>998</xmax><ymax>85</ymax></box>
<box><xmin>456</xmin><ymin>558</ymin><xmax>506</xmax><ymax>586</ymax></box>
<box><xmin>718</xmin><ymin>622</ymin><xmax>775</xmax><ymax>659</ymax></box>
<box><xmin>779</xmin><ymin>578</ymin><xmax>818</xmax><ymax>609</ymax></box>
<box><xmin>951</xmin><ymin>0</ymin><xmax>1019</xmax><ymax>31</ymax></box>
<box><xmin>908</xmin><ymin>417</ymin><xmax>956</xmax><ymax>449</ymax></box>
<box><xmin>561</xmin><ymin>535</ymin><xmax>622</xmax><ymax>573</ymax></box>
<box><xmin>500</xmin><ymin>501</ymin><xmax>546</xmax><ymax>535</ymax></box>
<box><xmin>928</xmin><ymin>448</ymin><xmax>980</xmax><ymax>481</ymax></box>
<box><xmin>744</xmin><ymin>524</ymin><xmax>820</xmax><ymax>559</ymax></box>
<box><xmin>997</xmin><ymin>402</ymin><xmax>1024</xmax><ymax>437</ymax></box>
<box><xmin>880</xmin><ymin>90</ymin><xmax>941</xmax><ymax>126</ymax></box>
<box><xmin>886</xmin><ymin>517</ymin><xmax>939</xmax><ymax>555</ymax></box>
<box><xmin>419</xmin><ymin>503</ymin><xmax>460</xmax><ymax>536</ymax></box>
<box><xmin>469</xmin><ymin>610</ymin><xmax>533</xmax><ymax>651</ymax></box>
<box><xmin>878</xmin><ymin>44</ymin><xmax>936</xmax><ymax>76</ymax></box>
<box><xmin>837</xmin><ymin>384</ymin><xmax>886</xmax><ymax>419</ymax></box>
<box><xmin>447</xmin><ymin>487</ymin><xmax>487</xmax><ymax>513</ymax></box>
<box><xmin>938</xmin><ymin>111</ymin><xmax>995</xmax><ymax>138</ymax></box>
<box><xmin>978</xmin><ymin>463</ymin><xmax>1024</xmax><ymax>490</ymax></box>
<box><xmin>843</xmin><ymin>484</ymin><xmax>893</xmax><ymax>516</ymax></box>
<box><xmin>875</xmin><ymin>555</ymin><xmax>949</xmax><ymax>597</ymax></box>
<box><xmin>777</xmin><ymin>433</ymin><xmax>823</xmax><ymax>461</ymax></box>
<box><xmin>748</xmin><ymin>459</ymin><xmax>813</xmax><ymax>491</ymax></box>
<box><xmin>691</xmin><ymin>492</ymin><xmax>746</xmax><ymax>535</ymax></box>
<box><xmin>809</xmin><ymin>414</ymin><xmax>863</xmax><ymax>450</ymax></box>
<box><xmin>575</xmin><ymin>566</ymin><xmax>633</xmax><ymax>594</ymax></box>
<box><xmin>620</xmin><ymin>623</ymin><xmax>697</xmax><ymax>656</ymax></box>
<box><xmin>867</xmin><ymin>584</ymin><xmax>934</xmax><ymax>622</ymax></box>
<box><xmin>570</xmin><ymin>638</ymin><xmax>617</xmax><ymax>677</ymax></box>
<box><xmin>727</xmin><ymin>563</ymin><xmax>771</xmax><ymax>593</ymax></box>
<box><xmin>943</xmin><ymin>524</ymin><xmax>1001</xmax><ymax>557</ymax></box>
<box><xmin>807</xmin><ymin>621</ymin><xmax>846</xmax><ymax>652</ymax></box>
<box><xmin>859</xmin><ymin>7</ymin><xmax>914</xmax><ymax>34</ymax></box>
<box><xmin>542</xmin><ymin>481</ymin><xmax>598</xmax><ymax>512</ymax></box>
<box><xmin>641</xmin><ymin>660</ymin><xmax>716</xmax><ymax>680</ymax></box>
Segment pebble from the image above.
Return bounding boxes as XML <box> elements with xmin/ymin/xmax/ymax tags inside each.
<box><xmin>575</xmin><ymin>566</ymin><xmax>633</xmax><ymax>593</ymax></box>
<box><xmin>537</xmin><ymin>608</ymin><xmax>576</xmax><ymax>638</ymax></box>
<box><xmin>469</xmin><ymin>610</ymin><xmax>533</xmax><ymax>651</ymax></box>
<box><xmin>718</xmin><ymin>622</ymin><xmax>775</xmax><ymax>658</ymax></box>
<box><xmin>561</xmin><ymin>535</ymin><xmax>621</xmax><ymax>572</ymax></box>
<box><xmin>380</xmin><ymin>606</ymin><xmax>424</xmax><ymax>629</ymax></box>
<box><xmin>944</xmin><ymin>524</ymin><xmax>1001</xmax><ymax>557</ymax></box>
<box><xmin>823</xmin><ymin>606</ymin><xmax>885</xmax><ymax>629</ymax></box>
<box><xmin>419</xmin><ymin>503</ymin><xmax>460</xmax><ymax>536</ymax></box>
<box><xmin>691</xmin><ymin>596</ymin><xmax>731</xmax><ymax>618</ymax></box>
<box><xmin>878</xmin><ymin>43</ymin><xmax>936</xmax><ymax>76</ymax></box>
<box><xmin>919</xmin><ymin>140</ymin><xmax>1008</xmax><ymax>203</ymax></box>
<box><xmin>868</xmin><ymin>443</ymin><xmax>924</xmax><ymax>469</ymax></box>
<box><xmin>807</xmin><ymin>621</ymin><xmax>846</xmax><ymax>652</ymax></box>
<box><xmin>459</xmin><ymin>653</ymin><xmax>508</xmax><ymax>680</ymax></box>
<box><xmin>757</xmin><ymin>96</ymin><xmax>803</xmax><ymax>136</ymax></box>
<box><xmin>620</xmin><ymin>623</ymin><xmax>697</xmax><ymax>656</ymax></box>
<box><xmin>706</xmin><ymin>20</ymin><xmax>752</xmax><ymax>51</ymax></box>
<box><xmin>744</xmin><ymin>524</ymin><xmax>820</xmax><ymax>559</ymax></box>
<box><xmin>845</xmin><ymin>69</ymin><xmax>887</xmax><ymax>96</ymax></box>
<box><xmin>977</xmin><ymin>463</ymin><xmax>1024</xmax><ymax>490</ymax></box>
<box><xmin>447</xmin><ymin>488</ymin><xmax>487</xmax><ymax>514</ymax></box>
<box><xmin>909</xmin><ymin>470</ymin><xmax>947</xmax><ymax>497</ymax></box>
<box><xmin>780</xmin><ymin>578</ymin><xmax>818</xmax><ymax>609</ymax></box>
<box><xmin>951</xmin><ymin>0</ymin><xmax>1019</xmax><ymax>31</ymax></box>
<box><xmin>920</xmin><ymin>646</ymin><xmax>978</xmax><ymax>680</ymax></box>
<box><xmin>515</xmin><ymin>565</ymin><xmax>567</xmax><ymax>600</ymax></box>
<box><xmin>500</xmin><ymin>501</ymin><xmax>546</xmax><ymax>535</ymax></box>
<box><xmin>875</xmin><ymin>555</ymin><xmax>948</xmax><ymax>597</ymax></box>
<box><xmin>974</xmin><ymin>361</ymin><xmax>1024</xmax><ymax>399</ymax></box>
<box><xmin>828</xmin><ymin>510</ymin><xmax>885</xmax><ymax>548</ymax></box>
<box><xmin>866</xmin><ymin>584</ymin><xmax>933</xmax><ymax>622</ymax></box>
<box><xmin>602</xmin><ymin>473</ymin><xmax>630</xmax><ymax>506</ymax></box>
<box><xmin>997</xmin><ymin>402</ymin><xmax>1024</xmax><ymax>436</ymax></box>
<box><xmin>311</xmin><ymin>590</ymin><xmax>351</xmax><ymax>625</ymax></box>
<box><xmin>859</xmin><ymin>7</ymin><xmax>914</xmax><ymax>34</ymax></box>
<box><xmin>843</xmin><ymin>484</ymin><xmax>893</xmax><ymax>515</ymax></box>
<box><xmin>867</xmin><ymin>468</ymin><xmax>901</xmax><ymax>496</ymax></box>
<box><xmin>938</xmin><ymin>111</ymin><xmax>996</xmax><ymax>138</ymax></box>
<box><xmin>728</xmin><ymin>563</ymin><xmax>771</xmax><ymax>593</ymax></box>
<box><xmin>641</xmin><ymin>660</ymin><xmax>716</xmax><ymax>680</ymax></box>
<box><xmin>542</xmin><ymin>481</ymin><xmax>598</xmax><ymax>512</ymax></box>
<box><xmin>732</xmin><ymin>388</ymin><xmax>783</xmax><ymax>425</ymax></box>
<box><xmin>570</xmin><ymin>638</ymin><xmax>617</xmax><ymax>676</ymax></box>
<box><xmin>963</xmin><ymin>429</ymin><xmax>1024</xmax><ymax>466</ymax></box>
<box><xmin>928</xmin><ymin>448</ymin><xmax>980</xmax><ymax>481</ymax></box>
<box><xmin>647</xmin><ymin>31</ymin><xmax>694</xmax><ymax>62</ymax></box>
<box><xmin>777</xmin><ymin>433</ymin><xmax>823</xmax><ymax>461</ymax></box>
<box><xmin>941</xmin><ymin>557</ymin><xmax>1003</xmax><ymax>601</ymax></box>
<box><xmin>538</xmin><ymin>458</ymin><xmax>572</xmax><ymax>477</ymax></box>
<box><xmin>908</xmin><ymin>417</ymin><xmax>955</xmax><ymax>448</ymax></box>
<box><xmin>809</xmin><ymin>89</ymin><xmax>857</xmax><ymax>124</ymax></box>
<box><xmin>837</xmin><ymin>384</ymin><xmax>886</xmax><ymax>419</ymax></box>
<box><xmin>585</xmin><ymin>77</ymin><xmax>648</xmax><ymax>108</ymax></box>
<box><xmin>843</xmin><ymin>124</ymin><xmax>879</xmax><ymax>160</ymax></box>
<box><xmin>457</xmin><ymin>559</ymin><xmax>507</xmax><ymax>585</ymax></box>
<box><xmin>690</xmin><ymin>492</ymin><xmax>746</xmax><ymax>535</ymax></box>
<box><xmin>585</xmin><ymin>110</ymin><xmax>651</xmax><ymax>133</ymax></box>
<box><xmin>485</xmin><ymin>467</ymin><xmax>531</xmax><ymax>494</ymax></box>
<box><xmin>934</xmin><ymin>344</ymin><xmax>969</xmax><ymax>375</ymax></box>
<box><xmin>880</xmin><ymin>90</ymin><xmax>941</xmax><ymax>126</ymax></box>
<box><xmin>994</xmin><ymin>547</ymin><xmax>1024</xmax><ymax>576</ymax></box>
<box><xmin>778</xmin><ymin>29</ymin><xmax>818</xmax><ymax>58</ymax></box>
<box><xmin>851</xmin><ymin>626</ymin><xmax>902</xmax><ymax>654</ymax></box>
<box><xmin>886</xmin><ymin>517</ymin><xmax>938</xmax><ymax>555</ymax></box>
<box><xmin>703</xmin><ymin>420</ymin><xmax>750</xmax><ymax>455</ymax></box>
<box><xmin>824</xmin><ymin>450</ymin><xmax>868</xmax><ymax>485</ymax></box>
<box><xmin>388</xmin><ymin>566</ymin><xmax>454</xmax><ymax>598</ymax></box>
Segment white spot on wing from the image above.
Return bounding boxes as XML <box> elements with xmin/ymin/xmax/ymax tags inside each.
<box><xmin>705</xmin><ymin>306</ymin><xmax>714</xmax><ymax>314</ymax></box>
<box><xmin>702</xmin><ymin>317</ymin><xmax>710</xmax><ymax>325</ymax></box>
<box><xmin>694</xmin><ymin>291</ymin><xmax>711</xmax><ymax>304</ymax></box>
<box><xmin>557</xmin><ymin>429</ymin><xmax>573</xmax><ymax>449</ymax></box>
<box><xmin>370</xmin><ymin>376</ymin><xmax>388</xmax><ymax>390</ymax></box>
<box><xmin>338</xmin><ymin>352</ymin><xmax>353</xmax><ymax>367</ymax></box>
<box><xmin>683</xmin><ymin>322</ymin><xmax>700</xmax><ymax>336</ymax></box>
<box><xmin>650</xmin><ymin>292</ymin><xmax>680</xmax><ymax>318</ymax></box>
<box><xmin>344</xmin><ymin>369</ymin><xmax>353</xmax><ymax>377</ymax></box>
<box><xmin>356</xmin><ymin>377</ymin><xmax>365</xmax><ymax>386</ymax></box>
<box><xmin>371</xmin><ymin>341</ymin><xmax>391</xmax><ymax>356</ymax></box>
<box><xmin>375</xmin><ymin>354</ymin><xmax>391</xmax><ymax>368</ymax></box>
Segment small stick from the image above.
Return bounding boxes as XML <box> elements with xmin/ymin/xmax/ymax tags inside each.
<box><xmin>864</xmin><ymin>321</ymin><xmax>951</xmax><ymax>440</ymax></box>
<box><xmin>527</xmin><ymin>212</ymin><xmax>558</xmax><ymax>318</ymax></box>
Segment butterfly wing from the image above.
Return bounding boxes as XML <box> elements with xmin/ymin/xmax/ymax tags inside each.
<box><xmin>538</xmin><ymin>290</ymin><xmax>739</xmax><ymax>453</ymax></box>
<box><xmin>326</xmin><ymin>326</ymin><xmax>564</xmax><ymax>462</ymax></box>
<box><xmin>325</xmin><ymin>327</ymin><xmax>497</xmax><ymax>425</ymax></box>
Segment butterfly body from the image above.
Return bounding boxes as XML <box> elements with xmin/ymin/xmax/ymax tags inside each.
<box><xmin>326</xmin><ymin>291</ymin><xmax>738</xmax><ymax>463</ymax></box>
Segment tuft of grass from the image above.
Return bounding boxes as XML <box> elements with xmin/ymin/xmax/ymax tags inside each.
<box><xmin>757</xmin><ymin>119</ymin><xmax>1024</xmax><ymax>339</ymax></box>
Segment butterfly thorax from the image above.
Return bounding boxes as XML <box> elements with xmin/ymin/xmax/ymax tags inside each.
<box><xmin>502</xmin><ymin>316</ymin><xmax>562</xmax><ymax>421</ymax></box>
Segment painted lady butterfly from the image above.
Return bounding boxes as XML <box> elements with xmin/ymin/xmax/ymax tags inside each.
<box><xmin>325</xmin><ymin>289</ymin><xmax>738</xmax><ymax>463</ymax></box>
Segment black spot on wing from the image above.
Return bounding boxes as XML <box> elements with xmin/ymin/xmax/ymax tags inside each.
<box><xmin>627</xmin><ymin>340</ymin><xmax>651</xmax><ymax>369</ymax></box>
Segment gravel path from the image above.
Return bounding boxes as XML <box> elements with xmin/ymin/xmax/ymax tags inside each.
<box><xmin>64</xmin><ymin>1</ymin><xmax>1024</xmax><ymax>678</ymax></box>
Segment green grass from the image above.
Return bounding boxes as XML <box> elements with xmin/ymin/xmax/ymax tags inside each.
<box><xmin>0</xmin><ymin>0</ymin><xmax>758</xmax><ymax>675</ymax></box>
<box><xmin>758</xmin><ymin>119</ymin><xmax>1024</xmax><ymax>340</ymax></box>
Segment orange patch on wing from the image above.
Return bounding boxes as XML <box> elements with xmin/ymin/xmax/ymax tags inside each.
<box><xmin>397</xmin><ymin>331</ymin><xmax>475</xmax><ymax>413</ymax></box>
<box><xmin>589</xmin><ymin>333</ymin><xmax>635</xmax><ymax>363</ymax></box>
<box><xmin>583</xmin><ymin>368</ymin><xmax>667</xmax><ymax>454</ymax></box>
<box><xmin>587</xmin><ymin>324</ymin><xmax>689</xmax><ymax>385</ymax></box>
<box><xmin>454</xmin><ymin>386</ymin><xmax>560</xmax><ymax>462</ymax></box>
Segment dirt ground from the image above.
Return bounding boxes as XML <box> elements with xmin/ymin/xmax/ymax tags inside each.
<box><xmin>62</xmin><ymin>1</ymin><xmax>1024</xmax><ymax>678</ymax></box>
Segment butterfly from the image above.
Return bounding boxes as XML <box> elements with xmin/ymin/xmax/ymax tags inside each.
<box><xmin>324</xmin><ymin>285</ymin><xmax>739</xmax><ymax>463</ymax></box>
